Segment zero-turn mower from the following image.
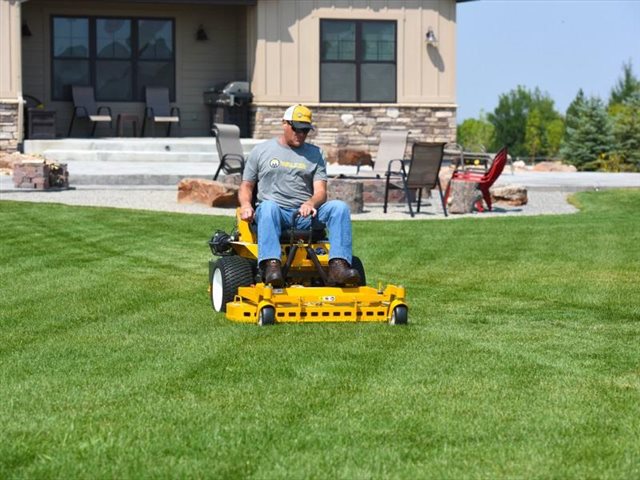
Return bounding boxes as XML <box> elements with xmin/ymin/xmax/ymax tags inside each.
<box><xmin>208</xmin><ymin>210</ymin><xmax>408</xmax><ymax>326</ymax></box>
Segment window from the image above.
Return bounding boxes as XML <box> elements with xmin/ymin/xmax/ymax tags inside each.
<box><xmin>320</xmin><ymin>20</ymin><xmax>396</xmax><ymax>103</ymax></box>
<box><xmin>52</xmin><ymin>16</ymin><xmax>175</xmax><ymax>102</ymax></box>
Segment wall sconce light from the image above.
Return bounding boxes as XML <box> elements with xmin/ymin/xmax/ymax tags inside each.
<box><xmin>22</xmin><ymin>23</ymin><xmax>32</xmax><ymax>37</ymax></box>
<box><xmin>196</xmin><ymin>25</ymin><xmax>208</xmax><ymax>41</ymax></box>
<box><xmin>425</xmin><ymin>27</ymin><xmax>437</xmax><ymax>46</ymax></box>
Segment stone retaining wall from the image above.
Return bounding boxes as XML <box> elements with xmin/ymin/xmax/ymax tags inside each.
<box><xmin>0</xmin><ymin>103</ymin><xmax>19</xmax><ymax>152</ymax></box>
<box><xmin>252</xmin><ymin>105</ymin><xmax>456</xmax><ymax>163</ymax></box>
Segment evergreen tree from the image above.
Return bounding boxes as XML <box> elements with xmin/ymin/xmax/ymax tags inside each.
<box><xmin>611</xmin><ymin>92</ymin><xmax>640</xmax><ymax>170</ymax></box>
<box><xmin>564</xmin><ymin>89</ymin><xmax>585</xmax><ymax>132</ymax></box>
<box><xmin>560</xmin><ymin>96</ymin><xmax>614</xmax><ymax>170</ymax></box>
<box><xmin>609</xmin><ymin>61</ymin><xmax>640</xmax><ymax>107</ymax></box>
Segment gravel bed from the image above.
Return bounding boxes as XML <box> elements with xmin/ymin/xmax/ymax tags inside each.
<box><xmin>1</xmin><ymin>176</ymin><xmax>578</xmax><ymax>220</ymax></box>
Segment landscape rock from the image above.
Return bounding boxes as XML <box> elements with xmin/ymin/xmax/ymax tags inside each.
<box><xmin>177</xmin><ymin>178</ymin><xmax>239</xmax><ymax>207</ymax></box>
<box><xmin>533</xmin><ymin>161</ymin><xmax>577</xmax><ymax>172</ymax></box>
<box><xmin>513</xmin><ymin>160</ymin><xmax>528</xmax><ymax>170</ymax></box>
<box><xmin>490</xmin><ymin>184</ymin><xmax>528</xmax><ymax>206</ymax></box>
<box><xmin>336</xmin><ymin>149</ymin><xmax>373</xmax><ymax>169</ymax></box>
<box><xmin>0</xmin><ymin>152</ymin><xmax>45</xmax><ymax>175</ymax></box>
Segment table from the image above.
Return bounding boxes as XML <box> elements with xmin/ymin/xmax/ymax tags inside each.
<box><xmin>116</xmin><ymin>113</ymin><xmax>139</xmax><ymax>137</ymax></box>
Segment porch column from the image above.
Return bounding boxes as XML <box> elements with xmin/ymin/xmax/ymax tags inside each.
<box><xmin>0</xmin><ymin>0</ymin><xmax>24</xmax><ymax>152</ymax></box>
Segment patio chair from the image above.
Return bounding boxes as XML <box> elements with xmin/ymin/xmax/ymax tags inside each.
<box><xmin>357</xmin><ymin>129</ymin><xmax>409</xmax><ymax>177</ymax></box>
<box><xmin>443</xmin><ymin>147</ymin><xmax>509</xmax><ymax>212</ymax></box>
<box><xmin>67</xmin><ymin>86</ymin><xmax>113</xmax><ymax>137</ymax></box>
<box><xmin>212</xmin><ymin>123</ymin><xmax>245</xmax><ymax>181</ymax></box>
<box><xmin>383</xmin><ymin>142</ymin><xmax>448</xmax><ymax>217</ymax></box>
<box><xmin>142</xmin><ymin>86</ymin><xmax>181</xmax><ymax>137</ymax></box>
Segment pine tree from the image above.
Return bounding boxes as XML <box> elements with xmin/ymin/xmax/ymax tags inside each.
<box><xmin>611</xmin><ymin>92</ymin><xmax>640</xmax><ymax>170</ymax></box>
<box><xmin>609</xmin><ymin>61</ymin><xmax>640</xmax><ymax>107</ymax></box>
<box><xmin>564</xmin><ymin>89</ymin><xmax>585</xmax><ymax>133</ymax></box>
<box><xmin>560</xmin><ymin>96</ymin><xmax>614</xmax><ymax>170</ymax></box>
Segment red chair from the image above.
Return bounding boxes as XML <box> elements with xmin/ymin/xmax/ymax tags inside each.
<box><xmin>444</xmin><ymin>147</ymin><xmax>509</xmax><ymax>212</ymax></box>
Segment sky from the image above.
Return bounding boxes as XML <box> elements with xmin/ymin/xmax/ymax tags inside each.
<box><xmin>456</xmin><ymin>0</ymin><xmax>640</xmax><ymax>121</ymax></box>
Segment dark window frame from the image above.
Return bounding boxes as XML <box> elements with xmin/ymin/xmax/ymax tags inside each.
<box><xmin>320</xmin><ymin>19</ymin><xmax>397</xmax><ymax>103</ymax></box>
<box><xmin>50</xmin><ymin>15</ymin><xmax>176</xmax><ymax>102</ymax></box>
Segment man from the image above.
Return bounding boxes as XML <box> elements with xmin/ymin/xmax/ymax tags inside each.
<box><xmin>238</xmin><ymin>104</ymin><xmax>361</xmax><ymax>288</ymax></box>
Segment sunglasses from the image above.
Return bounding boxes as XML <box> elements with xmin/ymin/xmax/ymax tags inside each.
<box><xmin>287</xmin><ymin>121</ymin><xmax>311</xmax><ymax>134</ymax></box>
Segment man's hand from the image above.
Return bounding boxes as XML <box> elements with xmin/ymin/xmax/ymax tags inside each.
<box><xmin>299</xmin><ymin>202</ymin><xmax>317</xmax><ymax>218</ymax></box>
<box><xmin>240</xmin><ymin>205</ymin><xmax>254</xmax><ymax>222</ymax></box>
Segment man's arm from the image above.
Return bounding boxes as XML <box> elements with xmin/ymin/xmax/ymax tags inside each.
<box><xmin>238</xmin><ymin>180</ymin><xmax>256</xmax><ymax>222</ymax></box>
<box><xmin>300</xmin><ymin>180</ymin><xmax>327</xmax><ymax>217</ymax></box>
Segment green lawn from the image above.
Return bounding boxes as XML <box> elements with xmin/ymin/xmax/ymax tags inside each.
<box><xmin>1</xmin><ymin>190</ymin><xmax>639</xmax><ymax>479</ymax></box>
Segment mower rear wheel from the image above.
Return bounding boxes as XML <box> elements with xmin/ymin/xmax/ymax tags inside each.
<box><xmin>210</xmin><ymin>256</ymin><xmax>254</xmax><ymax>312</ymax></box>
<box><xmin>258</xmin><ymin>306</ymin><xmax>275</xmax><ymax>326</ymax></box>
<box><xmin>389</xmin><ymin>305</ymin><xmax>408</xmax><ymax>325</ymax></box>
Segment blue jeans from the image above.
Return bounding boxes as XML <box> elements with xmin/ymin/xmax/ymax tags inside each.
<box><xmin>254</xmin><ymin>200</ymin><xmax>353</xmax><ymax>265</ymax></box>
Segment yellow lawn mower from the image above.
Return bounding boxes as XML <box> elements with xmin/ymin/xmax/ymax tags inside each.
<box><xmin>208</xmin><ymin>210</ymin><xmax>408</xmax><ymax>326</ymax></box>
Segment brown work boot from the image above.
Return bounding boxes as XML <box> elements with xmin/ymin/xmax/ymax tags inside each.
<box><xmin>262</xmin><ymin>259</ymin><xmax>284</xmax><ymax>287</ymax></box>
<box><xmin>327</xmin><ymin>258</ymin><xmax>361</xmax><ymax>286</ymax></box>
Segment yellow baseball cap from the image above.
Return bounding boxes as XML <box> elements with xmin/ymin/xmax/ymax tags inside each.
<box><xmin>282</xmin><ymin>104</ymin><xmax>314</xmax><ymax>130</ymax></box>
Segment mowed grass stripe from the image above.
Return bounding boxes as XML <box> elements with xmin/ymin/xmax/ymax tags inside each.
<box><xmin>1</xmin><ymin>190</ymin><xmax>639</xmax><ymax>479</ymax></box>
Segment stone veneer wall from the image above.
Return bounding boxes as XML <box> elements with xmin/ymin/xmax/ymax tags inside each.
<box><xmin>251</xmin><ymin>105</ymin><xmax>457</xmax><ymax>161</ymax></box>
<box><xmin>0</xmin><ymin>102</ymin><xmax>20</xmax><ymax>152</ymax></box>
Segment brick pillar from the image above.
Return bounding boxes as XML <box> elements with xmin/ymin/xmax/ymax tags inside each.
<box><xmin>0</xmin><ymin>102</ymin><xmax>20</xmax><ymax>152</ymax></box>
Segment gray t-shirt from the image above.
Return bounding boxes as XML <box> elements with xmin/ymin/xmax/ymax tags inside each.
<box><xmin>243</xmin><ymin>138</ymin><xmax>328</xmax><ymax>209</ymax></box>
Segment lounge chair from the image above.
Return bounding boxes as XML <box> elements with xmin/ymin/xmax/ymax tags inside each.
<box><xmin>383</xmin><ymin>142</ymin><xmax>448</xmax><ymax>217</ymax></box>
<box><xmin>212</xmin><ymin>123</ymin><xmax>245</xmax><ymax>180</ymax></box>
<box><xmin>357</xmin><ymin>130</ymin><xmax>409</xmax><ymax>177</ymax></box>
<box><xmin>67</xmin><ymin>86</ymin><xmax>113</xmax><ymax>137</ymax></box>
<box><xmin>142</xmin><ymin>87</ymin><xmax>181</xmax><ymax>137</ymax></box>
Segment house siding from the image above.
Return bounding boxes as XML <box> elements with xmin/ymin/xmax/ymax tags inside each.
<box><xmin>21</xmin><ymin>0</ymin><xmax>249</xmax><ymax>137</ymax></box>
<box><xmin>249</xmin><ymin>0</ymin><xmax>457</xmax><ymax>105</ymax></box>
<box><xmin>249</xmin><ymin>0</ymin><xmax>457</xmax><ymax>148</ymax></box>
<box><xmin>2</xmin><ymin>0</ymin><xmax>458</xmax><ymax>148</ymax></box>
<box><xmin>1</xmin><ymin>0</ymin><xmax>23</xmax><ymax>151</ymax></box>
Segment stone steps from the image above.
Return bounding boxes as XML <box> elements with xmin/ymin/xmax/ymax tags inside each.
<box><xmin>23</xmin><ymin>137</ymin><xmax>263</xmax><ymax>163</ymax></box>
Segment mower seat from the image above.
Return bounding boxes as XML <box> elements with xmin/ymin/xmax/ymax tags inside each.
<box><xmin>278</xmin><ymin>225</ymin><xmax>327</xmax><ymax>244</ymax></box>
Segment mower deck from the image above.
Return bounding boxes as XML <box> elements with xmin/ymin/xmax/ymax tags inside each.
<box><xmin>224</xmin><ymin>283</ymin><xmax>407</xmax><ymax>324</ymax></box>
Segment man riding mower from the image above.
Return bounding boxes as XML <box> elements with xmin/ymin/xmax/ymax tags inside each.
<box><xmin>207</xmin><ymin>210</ymin><xmax>408</xmax><ymax>326</ymax></box>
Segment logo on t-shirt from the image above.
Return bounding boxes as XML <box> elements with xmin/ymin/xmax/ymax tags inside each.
<box><xmin>269</xmin><ymin>158</ymin><xmax>280</xmax><ymax>168</ymax></box>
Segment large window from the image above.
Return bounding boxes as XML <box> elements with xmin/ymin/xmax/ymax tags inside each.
<box><xmin>52</xmin><ymin>16</ymin><xmax>175</xmax><ymax>102</ymax></box>
<box><xmin>320</xmin><ymin>19</ymin><xmax>396</xmax><ymax>103</ymax></box>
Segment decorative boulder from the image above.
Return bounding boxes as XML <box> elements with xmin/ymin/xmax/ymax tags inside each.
<box><xmin>532</xmin><ymin>161</ymin><xmax>577</xmax><ymax>172</ymax></box>
<box><xmin>177</xmin><ymin>178</ymin><xmax>239</xmax><ymax>207</ymax></box>
<box><xmin>490</xmin><ymin>184</ymin><xmax>528</xmax><ymax>206</ymax></box>
<box><xmin>337</xmin><ymin>149</ymin><xmax>373</xmax><ymax>169</ymax></box>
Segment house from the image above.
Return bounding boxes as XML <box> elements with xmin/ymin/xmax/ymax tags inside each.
<box><xmin>1</xmin><ymin>0</ymin><xmax>467</xmax><ymax>155</ymax></box>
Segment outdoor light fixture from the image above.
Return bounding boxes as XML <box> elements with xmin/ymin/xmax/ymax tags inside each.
<box><xmin>22</xmin><ymin>23</ymin><xmax>32</xmax><ymax>37</ymax></box>
<box><xmin>425</xmin><ymin>27</ymin><xmax>437</xmax><ymax>45</ymax></box>
<box><xmin>196</xmin><ymin>25</ymin><xmax>208</xmax><ymax>41</ymax></box>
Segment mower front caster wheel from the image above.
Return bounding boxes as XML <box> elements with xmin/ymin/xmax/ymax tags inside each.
<box><xmin>389</xmin><ymin>305</ymin><xmax>408</xmax><ymax>325</ymax></box>
<box><xmin>258</xmin><ymin>306</ymin><xmax>275</xmax><ymax>326</ymax></box>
